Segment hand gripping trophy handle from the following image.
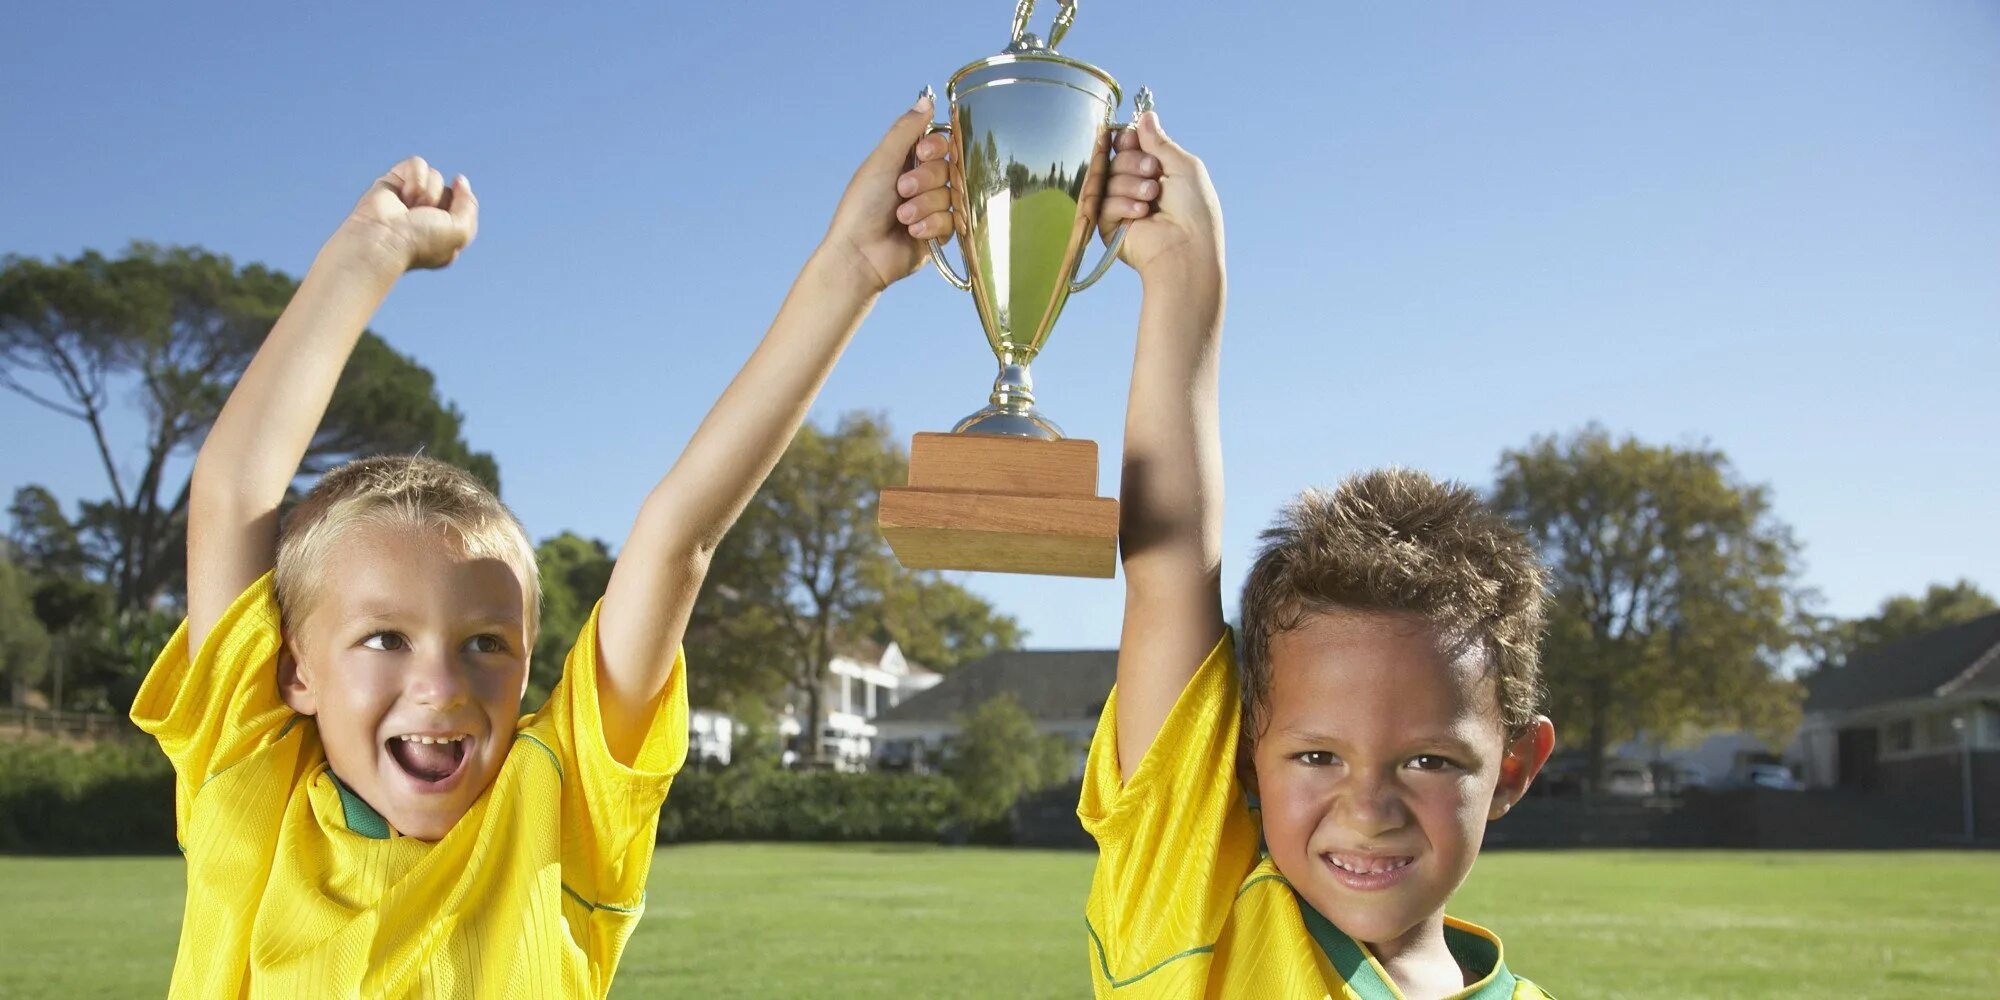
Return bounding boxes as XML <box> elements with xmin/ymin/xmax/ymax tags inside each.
<box><xmin>923</xmin><ymin>85</ymin><xmax>1154</xmax><ymax>296</ymax></box>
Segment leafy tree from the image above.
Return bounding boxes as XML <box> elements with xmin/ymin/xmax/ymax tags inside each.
<box><xmin>682</xmin><ymin>412</ymin><xmax>1021</xmax><ymax>759</ymax></box>
<box><xmin>859</xmin><ymin>562</ymin><xmax>1025</xmax><ymax>672</ymax></box>
<box><xmin>528</xmin><ymin>532</ymin><xmax>617</xmax><ymax>709</ymax></box>
<box><xmin>947</xmin><ymin>692</ymin><xmax>1067</xmax><ymax>824</ymax></box>
<box><xmin>1491</xmin><ymin>425</ymin><xmax>1805</xmax><ymax>791</ymax></box>
<box><xmin>1850</xmin><ymin>580</ymin><xmax>1996</xmax><ymax>657</ymax></box>
<box><xmin>0</xmin><ymin>243</ymin><xmax>497</xmax><ymax>615</ymax></box>
<box><xmin>0</xmin><ymin>556</ymin><xmax>53</xmax><ymax>703</ymax></box>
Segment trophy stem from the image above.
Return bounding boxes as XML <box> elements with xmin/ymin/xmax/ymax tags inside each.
<box><xmin>952</xmin><ymin>360</ymin><xmax>1065</xmax><ymax>439</ymax></box>
<box><xmin>991</xmin><ymin>362</ymin><xmax>1035</xmax><ymax>411</ymax></box>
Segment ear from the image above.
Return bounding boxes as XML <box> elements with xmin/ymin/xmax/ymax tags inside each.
<box><xmin>277</xmin><ymin>638</ymin><xmax>319</xmax><ymax>716</ymax></box>
<box><xmin>1489</xmin><ymin>715</ymin><xmax>1555</xmax><ymax>821</ymax></box>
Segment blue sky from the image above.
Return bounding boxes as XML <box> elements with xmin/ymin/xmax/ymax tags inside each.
<box><xmin>4</xmin><ymin>2</ymin><xmax>1995</xmax><ymax>649</ymax></box>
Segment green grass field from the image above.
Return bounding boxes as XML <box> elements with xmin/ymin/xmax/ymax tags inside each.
<box><xmin>2</xmin><ymin>847</ymin><xmax>1994</xmax><ymax>998</ymax></box>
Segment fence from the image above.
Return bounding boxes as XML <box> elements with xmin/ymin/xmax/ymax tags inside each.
<box><xmin>0</xmin><ymin>707</ymin><xmax>142</xmax><ymax>742</ymax></box>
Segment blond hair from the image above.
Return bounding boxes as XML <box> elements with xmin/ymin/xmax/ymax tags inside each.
<box><xmin>275</xmin><ymin>455</ymin><xmax>540</xmax><ymax>640</ymax></box>
<box><xmin>1239</xmin><ymin>468</ymin><xmax>1546</xmax><ymax>739</ymax></box>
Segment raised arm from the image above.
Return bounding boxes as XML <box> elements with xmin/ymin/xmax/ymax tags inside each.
<box><xmin>593</xmin><ymin>98</ymin><xmax>950</xmax><ymax>764</ymax></box>
<box><xmin>1106</xmin><ymin>113</ymin><xmax>1228</xmax><ymax>780</ymax></box>
<box><xmin>185</xmin><ymin>157</ymin><xmax>476</xmax><ymax>657</ymax></box>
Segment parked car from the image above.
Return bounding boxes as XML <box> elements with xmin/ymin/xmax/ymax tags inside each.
<box><xmin>1725</xmin><ymin>763</ymin><xmax>1804</xmax><ymax>791</ymax></box>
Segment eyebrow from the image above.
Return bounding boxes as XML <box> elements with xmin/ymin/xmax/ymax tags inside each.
<box><xmin>1273</xmin><ymin>727</ymin><xmax>1485</xmax><ymax>760</ymax></box>
<box><xmin>340</xmin><ymin>608</ymin><xmax>523</xmax><ymax>629</ymax></box>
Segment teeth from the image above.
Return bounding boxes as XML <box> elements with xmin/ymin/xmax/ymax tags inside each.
<box><xmin>1330</xmin><ymin>856</ymin><xmax>1412</xmax><ymax>876</ymax></box>
<box><xmin>395</xmin><ymin>734</ymin><xmax>466</xmax><ymax>744</ymax></box>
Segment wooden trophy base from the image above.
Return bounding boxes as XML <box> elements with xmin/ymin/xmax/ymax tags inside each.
<box><xmin>880</xmin><ymin>432</ymin><xmax>1118</xmax><ymax>578</ymax></box>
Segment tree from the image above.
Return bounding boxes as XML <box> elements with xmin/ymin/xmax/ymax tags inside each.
<box><xmin>681</xmin><ymin>412</ymin><xmax>1022</xmax><ymax>759</ymax></box>
<box><xmin>1808</xmin><ymin>579</ymin><xmax>1999</xmax><ymax>669</ymax></box>
<box><xmin>1850</xmin><ymin>580</ymin><xmax>1997</xmax><ymax>656</ymax></box>
<box><xmin>858</xmin><ymin>561</ymin><xmax>1026</xmax><ymax>672</ymax></box>
<box><xmin>947</xmin><ymin>692</ymin><xmax>1069</xmax><ymax>825</ymax></box>
<box><xmin>528</xmin><ymin>532</ymin><xmax>617</xmax><ymax>709</ymax></box>
<box><xmin>0</xmin><ymin>243</ymin><xmax>498</xmax><ymax>615</ymax></box>
<box><xmin>1491</xmin><ymin>425</ymin><xmax>1805</xmax><ymax>792</ymax></box>
<box><xmin>0</xmin><ymin>555</ymin><xmax>53</xmax><ymax>704</ymax></box>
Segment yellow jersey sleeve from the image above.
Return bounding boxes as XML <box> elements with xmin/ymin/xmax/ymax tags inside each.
<box><xmin>518</xmin><ymin>598</ymin><xmax>689</xmax><ymax>914</ymax></box>
<box><xmin>129</xmin><ymin>572</ymin><xmax>296</xmax><ymax>844</ymax></box>
<box><xmin>1079</xmin><ymin>630</ymin><xmax>1260</xmax><ymax>991</ymax></box>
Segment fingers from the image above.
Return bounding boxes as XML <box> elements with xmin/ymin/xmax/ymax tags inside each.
<box><xmin>1107</xmin><ymin>173</ymin><xmax>1157</xmax><ymax>203</ymax></box>
<box><xmin>907</xmin><ymin>209</ymin><xmax>953</xmax><ymax>240</ymax></box>
<box><xmin>383</xmin><ymin>155</ymin><xmax>427</xmax><ymax>203</ymax></box>
<box><xmin>1111</xmin><ymin>147</ymin><xmax>1159</xmax><ymax>180</ymax></box>
<box><xmin>895</xmin><ymin>187</ymin><xmax>952</xmax><ymax>236</ymax></box>
<box><xmin>1101</xmin><ymin>197</ymin><xmax>1151</xmax><ymax>223</ymax></box>
<box><xmin>1132</xmin><ymin>111</ymin><xmax>1196</xmax><ymax>170</ymax></box>
<box><xmin>897</xmin><ymin>157</ymin><xmax>947</xmax><ymax>199</ymax></box>
<box><xmin>866</xmin><ymin>93</ymin><xmax>940</xmax><ymax>175</ymax></box>
<box><xmin>422</xmin><ymin>165</ymin><xmax>445</xmax><ymax>207</ymax></box>
<box><xmin>382</xmin><ymin>155</ymin><xmax>456</xmax><ymax>208</ymax></box>
<box><xmin>447</xmin><ymin>174</ymin><xmax>479</xmax><ymax>244</ymax></box>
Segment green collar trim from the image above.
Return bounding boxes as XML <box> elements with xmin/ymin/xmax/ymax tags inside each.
<box><xmin>1297</xmin><ymin>893</ymin><xmax>1517</xmax><ymax>1000</ymax></box>
<box><xmin>330</xmin><ymin>772</ymin><xmax>393</xmax><ymax>840</ymax></box>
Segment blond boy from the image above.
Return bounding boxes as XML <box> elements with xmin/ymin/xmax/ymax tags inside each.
<box><xmin>1075</xmin><ymin>112</ymin><xmax>1561</xmax><ymax>999</ymax></box>
<box><xmin>134</xmin><ymin>96</ymin><xmax>961</xmax><ymax>997</ymax></box>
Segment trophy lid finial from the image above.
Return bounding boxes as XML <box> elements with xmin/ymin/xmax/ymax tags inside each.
<box><xmin>1005</xmin><ymin>0</ymin><xmax>1078</xmax><ymax>54</ymax></box>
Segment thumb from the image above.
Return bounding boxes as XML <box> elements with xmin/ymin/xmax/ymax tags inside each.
<box><xmin>866</xmin><ymin>91</ymin><xmax>938</xmax><ymax>173</ymax></box>
<box><xmin>1133</xmin><ymin>111</ymin><xmax>1192</xmax><ymax>168</ymax></box>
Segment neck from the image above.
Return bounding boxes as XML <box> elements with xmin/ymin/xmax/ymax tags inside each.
<box><xmin>1366</xmin><ymin>915</ymin><xmax>1466</xmax><ymax>998</ymax></box>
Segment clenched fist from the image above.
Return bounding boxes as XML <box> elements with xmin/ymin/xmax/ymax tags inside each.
<box><xmin>338</xmin><ymin>156</ymin><xmax>480</xmax><ymax>273</ymax></box>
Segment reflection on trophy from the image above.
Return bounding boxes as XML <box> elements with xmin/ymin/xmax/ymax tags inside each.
<box><xmin>879</xmin><ymin>0</ymin><xmax>1150</xmax><ymax>579</ymax></box>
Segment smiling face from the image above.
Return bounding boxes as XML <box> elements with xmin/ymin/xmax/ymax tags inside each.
<box><xmin>1251</xmin><ymin>609</ymin><xmax>1552</xmax><ymax>953</ymax></box>
<box><xmin>279</xmin><ymin>520</ymin><xmax>532</xmax><ymax>841</ymax></box>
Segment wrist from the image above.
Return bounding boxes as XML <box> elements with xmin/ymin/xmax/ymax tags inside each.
<box><xmin>809</xmin><ymin>238</ymin><xmax>892</xmax><ymax>299</ymax></box>
<box><xmin>1140</xmin><ymin>256</ymin><xmax>1225</xmax><ymax>304</ymax></box>
<box><xmin>321</xmin><ymin>221</ymin><xmax>413</xmax><ymax>284</ymax></box>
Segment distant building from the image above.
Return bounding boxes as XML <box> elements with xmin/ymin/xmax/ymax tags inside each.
<box><xmin>774</xmin><ymin>641</ymin><xmax>942</xmax><ymax>771</ymax></box>
<box><xmin>1795</xmin><ymin>611</ymin><xmax>2000</xmax><ymax>839</ymax></box>
<box><xmin>688</xmin><ymin>708</ymin><xmax>738</xmax><ymax>768</ymax></box>
<box><xmin>872</xmin><ymin>648</ymin><xmax>1118</xmax><ymax>776</ymax></box>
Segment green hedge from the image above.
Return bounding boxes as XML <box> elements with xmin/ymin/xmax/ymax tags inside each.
<box><xmin>659</xmin><ymin>768</ymin><xmax>962</xmax><ymax>843</ymax></box>
<box><xmin>0</xmin><ymin>738</ymin><xmax>175</xmax><ymax>853</ymax></box>
<box><xmin>0</xmin><ymin>740</ymin><xmax>974</xmax><ymax>852</ymax></box>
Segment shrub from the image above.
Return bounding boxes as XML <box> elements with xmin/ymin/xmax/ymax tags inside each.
<box><xmin>0</xmin><ymin>738</ymin><xmax>175</xmax><ymax>853</ymax></box>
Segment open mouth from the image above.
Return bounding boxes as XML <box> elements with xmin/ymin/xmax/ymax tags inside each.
<box><xmin>1321</xmin><ymin>852</ymin><xmax>1417</xmax><ymax>890</ymax></box>
<box><xmin>385</xmin><ymin>733</ymin><xmax>471</xmax><ymax>787</ymax></box>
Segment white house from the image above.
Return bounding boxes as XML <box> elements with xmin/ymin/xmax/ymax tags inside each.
<box><xmin>688</xmin><ymin>708</ymin><xmax>738</xmax><ymax>768</ymax></box>
<box><xmin>871</xmin><ymin>648</ymin><xmax>1118</xmax><ymax>777</ymax></box>
<box><xmin>1793</xmin><ymin>611</ymin><xmax>2000</xmax><ymax>840</ymax></box>
<box><xmin>775</xmin><ymin>640</ymin><xmax>941</xmax><ymax>771</ymax></box>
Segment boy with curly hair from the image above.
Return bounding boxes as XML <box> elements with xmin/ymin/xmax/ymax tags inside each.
<box><xmin>1079</xmin><ymin>108</ymin><xmax>1560</xmax><ymax>998</ymax></box>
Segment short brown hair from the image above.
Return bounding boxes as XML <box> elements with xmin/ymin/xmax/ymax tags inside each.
<box><xmin>275</xmin><ymin>455</ymin><xmax>540</xmax><ymax>640</ymax></box>
<box><xmin>1239</xmin><ymin>468</ymin><xmax>1546</xmax><ymax>739</ymax></box>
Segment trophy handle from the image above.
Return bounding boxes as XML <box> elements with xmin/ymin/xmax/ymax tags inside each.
<box><xmin>921</xmin><ymin>120</ymin><xmax>973</xmax><ymax>292</ymax></box>
<box><xmin>1071</xmin><ymin>87</ymin><xmax>1154</xmax><ymax>293</ymax></box>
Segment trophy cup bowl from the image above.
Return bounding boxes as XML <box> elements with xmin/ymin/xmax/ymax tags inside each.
<box><xmin>879</xmin><ymin>1</ymin><xmax>1145</xmax><ymax>578</ymax></box>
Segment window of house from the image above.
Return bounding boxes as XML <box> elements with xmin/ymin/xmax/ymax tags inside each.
<box><xmin>1922</xmin><ymin>711</ymin><xmax>1963</xmax><ymax>750</ymax></box>
<box><xmin>1883</xmin><ymin>719</ymin><xmax>1915</xmax><ymax>754</ymax></box>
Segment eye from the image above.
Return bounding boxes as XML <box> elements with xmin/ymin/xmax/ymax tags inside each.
<box><xmin>361</xmin><ymin>632</ymin><xmax>406</xmax><ymax>652</ymax></box>
<box><xmin>1290</xmin><ymin>751</ymin><xmax>1339</xmax><ymax>767</ymax></box>
<box><xmin>1409</xmin><ymin>754</ymin><xmax>1457</xmax><ymax>772</ymax></box>
<box><xmin>465</xmin><ymin>633</ymin><xmax>509</xmax><ymax>654</ymax></box>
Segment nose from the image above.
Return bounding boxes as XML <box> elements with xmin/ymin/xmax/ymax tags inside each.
<box><xmin>1335</xmin><ymin>769</ymin><xmax>1411</xmax><ymax>839</ymax></box>
<box><xmin>405</xmin><ymin>644</ymin><xmax>472</xmax><ymax>711</ymax></box>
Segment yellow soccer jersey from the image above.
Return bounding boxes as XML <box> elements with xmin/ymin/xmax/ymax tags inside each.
<box><xmin>1078</xmin><ymin>632</ymin><xmax>1551</xmax><ymax>1000</ymax></box>
<box><xmin>129</xmin><ymin>573</ymin><xmax>688</xmax><ymax>999</ymax></box>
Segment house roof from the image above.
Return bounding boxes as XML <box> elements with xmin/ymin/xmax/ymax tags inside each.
<box><xmin>1803</xmin><ymin>611</ymin><xmax>2000</xmax><ymax>714</ymax></box>
<box><xmin>873</xmin><ymin>648</ymin><xmax>1119</xmax><ymax>724</ymax></box>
